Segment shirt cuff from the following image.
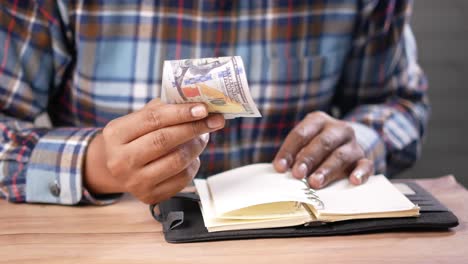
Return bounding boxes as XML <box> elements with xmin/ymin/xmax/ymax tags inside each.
<box><xmin>25</xmin><ymin>127</ymin><xmax>120</xmax><ymax>205</ymax></box>
<box><xmin>81</xmin><ymin>189</ymin><xmax>123</xmax><ymax>205</ymax></box>
<box><xmin>347</xmin><ymin>122</ymin><xmax>387</xmax><ymax>174</ymax></box>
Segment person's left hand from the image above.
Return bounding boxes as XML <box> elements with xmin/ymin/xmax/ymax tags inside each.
<box><xmin>273</xmin><ymin>111</ymin><xmax>374</xmax><ymax>189</ymax></box>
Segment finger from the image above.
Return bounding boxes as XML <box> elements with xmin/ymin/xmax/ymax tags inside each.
<box><xmin>127</xmin><ymin>114</ymin><xmax>223</xmax><ymax>165</ymax></box>
<box><xmin>291</xmin><ymin>122</ymin><xmax>354</xmax><ymax>179</ymax></box>
<box><xmin>307</xmin><ymin>143</ymin><xmax>363</xmax><ymax>189</ymax></box>
<box><xmin>103</xmin><ymin>101</ymin><xmax>209</xmax><ymax>144</ymax></box>
<box><xmin>349</xmin><ymin>158</ymin><xmax>374</xmax><ymax>185</ymax></box>
<box><xmin>143</xmin><ymin>158</ymin><xmax>200</xmax><ymax>204</ymax></box>
<box><xmin>139</xmin><ymin>134</ymin><xmax>209</xmax><ymax>186</ymax></box>
<box><xmin>273</xmin><ymin>112</ymin><xmax>328</xmax><ymax>172</ymax></box>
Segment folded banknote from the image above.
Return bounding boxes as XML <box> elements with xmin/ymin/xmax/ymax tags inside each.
<box><xmin>161</xmin><ymin>56</ymin><xmax>261</xmax><ymax>119</ymax></box>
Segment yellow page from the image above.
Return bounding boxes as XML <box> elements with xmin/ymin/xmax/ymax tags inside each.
<box><xmin>194</xmin><ymin>178</ymin><xmax>312</xmax><ymax>232</ymax></box>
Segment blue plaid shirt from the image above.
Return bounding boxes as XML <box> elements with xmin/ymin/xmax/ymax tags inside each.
<box><xmin>0</xmin><ymin>0</ymin><xmax>428</xmax><ymax>205</ymax></box>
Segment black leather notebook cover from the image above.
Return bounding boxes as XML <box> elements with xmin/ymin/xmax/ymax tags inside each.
<box><xmin>150</xmin><ymin>181</ymin><xmax>459</xmax><ymax>243</ymax></box>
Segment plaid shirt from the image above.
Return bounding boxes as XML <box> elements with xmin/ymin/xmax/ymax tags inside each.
<box><xmin>0</xmin><ymin>0</ymin><xmax>428</xmax><ymax>205</ymax></box>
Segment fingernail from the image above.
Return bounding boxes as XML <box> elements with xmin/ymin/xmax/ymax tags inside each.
<box><xmin>354</xmin><ymin>171</ymin><xmax>363</xmax><ymax>184</ymax></box>
<box><xmin>207</xmin><ymin>115</ymin><xmax>224</xmax><ymax>129</ymax></box>
<box><xmin>191</xmin><ymin>105</ymin><xmax>207</xmax><ymax>118</ymax></box>
<box><xmin>200</xmin><ymin>133</ymin><xmax>210</xmax><ymax>143</ymax></box>
<box><xmin>312</xmin><ymin>172</ymin><xmax>325</xmax><ymax>187</ymax></box>
<box><xmin>277</xmin><ymin>159</ymin><xmax>288</xmax><ymax>170</ymax></box>
<box><xmin>297</xmin><ymin>163</ymin><xmax>308</xmax><ymax>178</ymax></box>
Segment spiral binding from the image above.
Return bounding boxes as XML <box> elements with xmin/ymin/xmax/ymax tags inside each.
<box><xmin>299</xmin><ymin>178</ymin><xmax>324</xmax><ymax>210</ymax></box>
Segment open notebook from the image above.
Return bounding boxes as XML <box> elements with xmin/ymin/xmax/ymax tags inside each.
<box><xmin>194</xmin><ymin>163</ymin><xmax>420</xmax><ymax>232</ymax></box>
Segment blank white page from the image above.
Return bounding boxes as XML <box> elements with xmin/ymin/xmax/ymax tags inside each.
<box><xmin>316</xmin><ymin>175</ymin><xmax>417</xmax><ymax>215</ymax></box>
<box><xmin>206</xmin><ymin>163</ymin><xmax>312</xmax><ymax>216</ymax></box>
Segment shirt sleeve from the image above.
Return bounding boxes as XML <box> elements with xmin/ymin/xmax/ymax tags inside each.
<box><xmin>0</xmin><ymin>1</ymin><xmax>120</xmax><ymax>205</ymax></box>
<box><xmin>334</xmin><ymin>0</ymin><xmax>429</xmax><ymax>176</ymax></box>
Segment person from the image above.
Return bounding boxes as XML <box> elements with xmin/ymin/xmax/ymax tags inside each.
<box><xmin>0</xmin><ymin>1</ymin><xmax>428</xmax><ymax>206</ymax></box>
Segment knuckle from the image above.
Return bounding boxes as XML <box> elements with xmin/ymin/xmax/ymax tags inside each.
<box><xmin>357</xmin><ymin>148</ymin><xmax>365</xmax><ymax>159</ymax></box>
<box><xmin>176</xmin><ymin>164</ymin><xmax>197</xmax><ymax>185</ymax></box>
<box><xmin>338</xmin><ymin>122</ymin><xmax>355</xmax><ymax>140</ymax></box>
<box><xmin>319</xmin><ymin>134</ymin><xmax>335</xmax><ymax>152</ymax></box>
<box><xmin>292</xmin><ymin>126</ymin><xmax>308</xmax><ymax>141</ymax></box>
<box><xmin>197</xmin><ymin>135</ymin><xmax>209</xmax><ymax>148</ymax></box>
<box><xmin>179</xmin><ymin>172</ymin><xmax>191</xmax><ymax>186</ymax></box>
<box><xmin>152</xmin><ymin>131</ymin><xmax>169</xmax><ymax>150</ymax></box>
<box><xmin>189</xmin><ymin>158</ymin><xmax>201</xmax><ymax>175</ymax></box>
<box><xmin>189</xmin><ymin>137</ymin><xmax>205</xmax><ymax>154</ymax></box>
<box><xmin>177</xmin><ymin>106</ymin><xmax>189</xmax><ymax>120</ymax></box>
<box><xmin>103</xmin><ymin>120</ymin><xmax>117</xmax><ymax>139</ymax></box>
<box><xmin>145</xmin><ymin>109</ymin><xmax>162</xmax><ymax>130</ymax></box>
<box><xmin>310</xmin><ymin>111</ymin><xmax>328</xmax><ymax>120</ymax></box>
<box><xmin>343</xmin><ymin>123</ymin><xmax>355</xmax><ymax>137</ymax></box>
<box><xmin>105</xmin><ymin>158</ymin><xmax>120</xmax><ymax>175</ymax></box>
<box><xmin>305</xmin><ymin>112</ymin><xmax>315</xmax><ymax>120</ymax></box>
<box><xmin>300</xmin><ymin>155</ymin><xmax>316</xmax><ymax>167</ymax></box>
<box><xmin>190</xmin><ymin>120</ymin><xmax>204</xmax><ymax>136</ymax></box>
<box><xmin>352</xmin><ymin>141</ymin><xmax>365</xmax><ymax>157</ymax></box>
<box><xmin>106</xmin><ymin>153</ymin><xmax>134</xmax><ymax>176</ymax></box>
<box><xmin>297</xmin><ymin>149</ymin><xmax>314</xmax><ymax>165</ymax></box>
<box><xmin>180</xmin><ymin>169</ymin><xmax>194</xmax><ymax>185</ymax></box>
<box><xmin>171</xmin><ymin>148</ymin><xmax>190</xmax><ymax>170</ymax></box>
<box><xmin>334</xmin><ymin>148</ymin><xmax>350</xmax><ymax>163</ymax></box>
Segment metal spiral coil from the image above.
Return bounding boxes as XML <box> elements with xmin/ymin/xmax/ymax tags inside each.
<box><xmin>300</xmin><ymin>178</ymin><xmax>324</xmax><ymax>210</ymax></box>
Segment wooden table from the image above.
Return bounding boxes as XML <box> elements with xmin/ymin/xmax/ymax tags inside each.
<box><xmin>1</xmin><ymin>176</ymin><xmax>467</xmax><ymax>264</ymax></box>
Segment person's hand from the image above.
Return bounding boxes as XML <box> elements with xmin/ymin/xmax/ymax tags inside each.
<box><xmin>84</xmin><ymin>99</ymin><xmax>225</xmax><ymax>204</ymax></box>
<box><xmin>273</xmin><ymin>111</ymin><xmax>374</xmax><ymax>189</ymax></box>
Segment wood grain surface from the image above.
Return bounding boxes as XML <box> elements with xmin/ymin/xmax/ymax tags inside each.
<box><xmin>0</xmin><ymin>176</ymin><xmax>466</xmax><ymax>264</ymax></box>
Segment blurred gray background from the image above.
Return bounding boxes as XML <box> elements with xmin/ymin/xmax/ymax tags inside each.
<box><xmin>35</xmin><ymin>0</ymin><xmax>467</xmax><ymax>187</ymax></box>
<box><xmin>397</xmin><ymin>0</ymin><xmax>468</xmax><ymax>187</ymax></box>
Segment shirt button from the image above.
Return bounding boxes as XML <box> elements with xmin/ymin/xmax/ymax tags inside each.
<box><xmin>49</xmin><ymin>180</ymin><xmax>61</xmax><ymax>197</ymax></box>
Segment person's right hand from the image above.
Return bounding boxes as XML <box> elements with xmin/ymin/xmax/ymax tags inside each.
<box><xmin>84</xmin><ymin>99</ymin><xmax>225</xmax><ymax>204</ymax></box>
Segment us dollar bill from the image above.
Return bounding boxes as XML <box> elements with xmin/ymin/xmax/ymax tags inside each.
<box><xmin>161</xmin><ymin>56</ymin><xmax>261</xmax><ymax>119</ymax></box>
